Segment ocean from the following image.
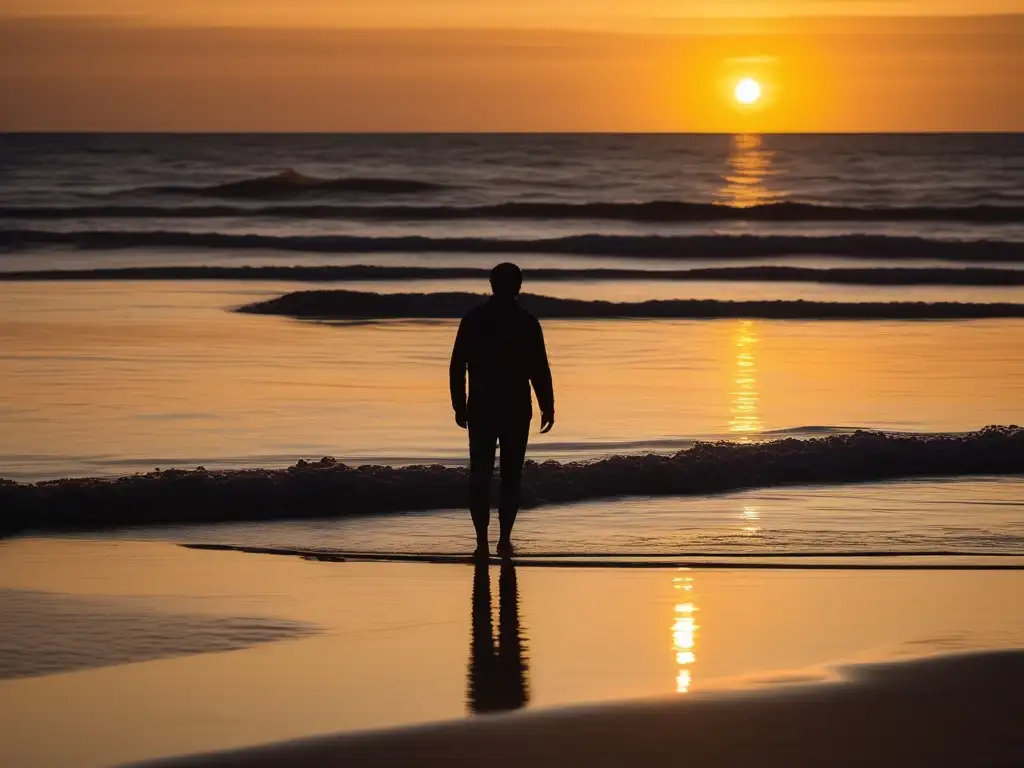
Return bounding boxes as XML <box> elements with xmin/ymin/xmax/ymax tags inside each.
<box><xmin>2</xmin><ymin>134</ymin><xmax>1024</xmax><ymax>768</ymax></box>
<box><xmin>1</xmin><ymin>133</ymin><xmax>1022</xmax><ymax>555</ymax></box>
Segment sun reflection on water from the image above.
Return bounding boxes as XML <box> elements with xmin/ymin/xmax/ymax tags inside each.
<box><xmin>671</xmin><ymin>572</ymin><xmax>698</xmax><ymax>694</ymax></box>
<box><xmin>729</xmin><ymin>320</ymin><xmax>763</xmax><ymax>440</ymax></box>
<box><xmin>717</xmin><ymin>133</ymin><xmax>780</xmax><ymax>208</ymax></box>
<box><xmin>741</xmin><ymin>504</ymin><xmax>762</xmax><ymax>536</ymax></box>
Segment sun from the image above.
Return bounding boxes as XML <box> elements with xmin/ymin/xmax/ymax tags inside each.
<box><xmin>734</xmin><ymin>78</ymin><xmax>762</xmax><ymax>106</ymax></box>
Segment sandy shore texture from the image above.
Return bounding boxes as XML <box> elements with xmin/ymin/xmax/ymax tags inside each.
<box><xmin>137</xmin><ymin>650</ymin><xmax>1024</xmax><ymax>768</ymax></box>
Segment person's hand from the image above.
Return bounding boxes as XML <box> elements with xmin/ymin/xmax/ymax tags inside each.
<box><xmin>540</xmin><ymin>412</ymin><xmax>555</xmax><ymax>434</ymax></box>
<box><xmin>455</xmin><ymin>411</ymin><xmax>468</xmax><ymax>429</ymax></box>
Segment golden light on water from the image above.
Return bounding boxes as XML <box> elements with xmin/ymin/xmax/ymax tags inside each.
<box><xmin>717</xmin><ymin>134</ymin><xmax>779</xmax><ymax>208</ymax></box>
<box><xmin>742</xmin><ymin>504</ymin><xmax>762</xmax><ymax>537</ymax></box>
<box><xmin>729</xmin><ymin>320</ymin><xmax>763</xmax><ymax>439</ymax></box>
<box><xmin>734</xmin><ymin>77</ymin><xmax>762</xmax><ymax>105</ymax></box>
<box><xmin>672</xmin><ymin>573</ymin><xmax>698</xmax><ymax>694</ymax></box>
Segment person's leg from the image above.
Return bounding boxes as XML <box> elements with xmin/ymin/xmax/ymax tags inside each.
<box><xmin>496</xmin><ymin>418</ymin><xmax>530</xmax><ymax>552</ymax></box>
<box><xmin>468</xmin><ymin>421</ymin><xmax>498</xmax><ymax>553</ymax></box>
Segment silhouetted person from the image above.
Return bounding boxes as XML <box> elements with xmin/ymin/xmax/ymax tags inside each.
<box><xmin>467</xmin><ymin>559</ymin><xmax>529</xmax><ymax>714</ymax></box>
<box><xmin>450</xmin><ymin>263</ymin><xmax>555</xmax><ymax>557</ymax></box>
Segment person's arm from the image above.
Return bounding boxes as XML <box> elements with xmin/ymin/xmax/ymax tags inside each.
<box><xmin>530</xmin><ymin>322</ymin><xmax>555</xmax><ymax>433</ymax></box>
<box><xmin>449</xmin><ymin>317</ymin><xmax>469</xmax><ymax>428</ymax></box>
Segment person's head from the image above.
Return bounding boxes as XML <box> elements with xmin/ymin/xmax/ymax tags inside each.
<box><xmin>489</xmin><ymin>262</ymin><xmax>523</xmax><ymax>299</ymax></box>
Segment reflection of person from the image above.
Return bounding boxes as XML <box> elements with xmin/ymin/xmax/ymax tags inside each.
<box><xmin>467</xmin><ymin>559</ymin><xmax>529</xmax><ymax>714</ymax></box>
<box><xmin>449</xmin><ymin>263</ymin><xmax>555</xmax><ymax>557</ymax></box>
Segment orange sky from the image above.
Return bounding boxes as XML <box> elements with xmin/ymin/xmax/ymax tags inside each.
<box><xmin>9</xmin><ymin>1</ymin><xmax>1024</xmax><ymax>26</ymax></box>
<box><xmin>1</xmin><ymin>4</ymin><xmax>1021</xmax><ymax>131</ymax></box>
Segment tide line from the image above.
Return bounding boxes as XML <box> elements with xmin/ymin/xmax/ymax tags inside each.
<box><xmin>183</xmin><ymin>544</ymin><xmax>1024</xmax><ymax>570</ymax></box>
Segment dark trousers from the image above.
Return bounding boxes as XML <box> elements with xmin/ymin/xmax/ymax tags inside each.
<box><xmin>468</xmin><ymin>417</ymin><xmax>530</xmax><ymax>542</ymax></box>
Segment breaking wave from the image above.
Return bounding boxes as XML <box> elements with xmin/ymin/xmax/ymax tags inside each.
<box><xmin>3</xmin><ymin>230</ymin><xmax>1023</xmax><ymax>262</ymax></box>
<box><xmin>119</xmin><ymin>170</ymin><xmax>448</xmax><ymax>200</ymax></box>
<box><xmin>1</xmin><ymin>427</ymin><xmax>1021</xmax><ymax>537</ymax></box>
<box><xmin>239</xmin><ymin>290</ymin><xmax>1024</xmax><ymax>320</ymax></box>
<box><xmin>3</xmin><ymin>264</ymin><xmax>1022</xmax><ymax>286</ymax></box>
<box><xmin>3</xmin><ymin>200</ymin><xmax>1023</xmax><ymax>223</ymax></box>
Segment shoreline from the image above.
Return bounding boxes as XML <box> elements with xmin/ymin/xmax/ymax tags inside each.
<box><xmin>182</xmin><ymin>543</ymin><xmax>1024</xmax><ymax>570</ymax></box>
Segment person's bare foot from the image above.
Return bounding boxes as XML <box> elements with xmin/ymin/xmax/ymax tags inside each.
<box><xmin>496</xmin><ymin>539</ymin><xmax>515</xmax><ymax>558</ymax></box>
<box><xmin>473</xmin><ymin>541</ymin><xmax>490</xmax><ymax>560</ymax></box>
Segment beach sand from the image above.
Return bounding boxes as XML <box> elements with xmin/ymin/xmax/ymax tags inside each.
<box><xmin>0</xmin><ymin>537</ymin><xmax>1022</xmax><ymax>767</ymax></box>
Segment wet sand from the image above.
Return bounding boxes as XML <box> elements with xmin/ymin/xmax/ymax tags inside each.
<box><xmin>142</xmin><ymin>651</ymin><xmax>1024</xmax><ymax>768</ymax></box>
<box><xmin>1</xmin><ymin>537</ymin><xmax>1022</xmax><ymax>767</ymax></box>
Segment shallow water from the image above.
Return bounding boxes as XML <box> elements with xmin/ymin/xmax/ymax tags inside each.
<box><xmin>98</xmin><ymin>477</ymin><xmax>1024</xmax><ymax>558</ymax></box>
<box><xmin>1</xmin><ymin>281</ymin><xmax>1022</xmax><ymax>481</ymax></box>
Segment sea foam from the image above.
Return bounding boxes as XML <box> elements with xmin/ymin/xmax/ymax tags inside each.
<box><xmin>2</xmin><ymin>427</ymin><xmax>1020</xmax><ymax>538</ymax></box>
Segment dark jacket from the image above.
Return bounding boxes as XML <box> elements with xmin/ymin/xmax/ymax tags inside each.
<box><xmin>450</xmin><ymin>297</ymin><xmax>554</xmax><ymax>425</ymax></box>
